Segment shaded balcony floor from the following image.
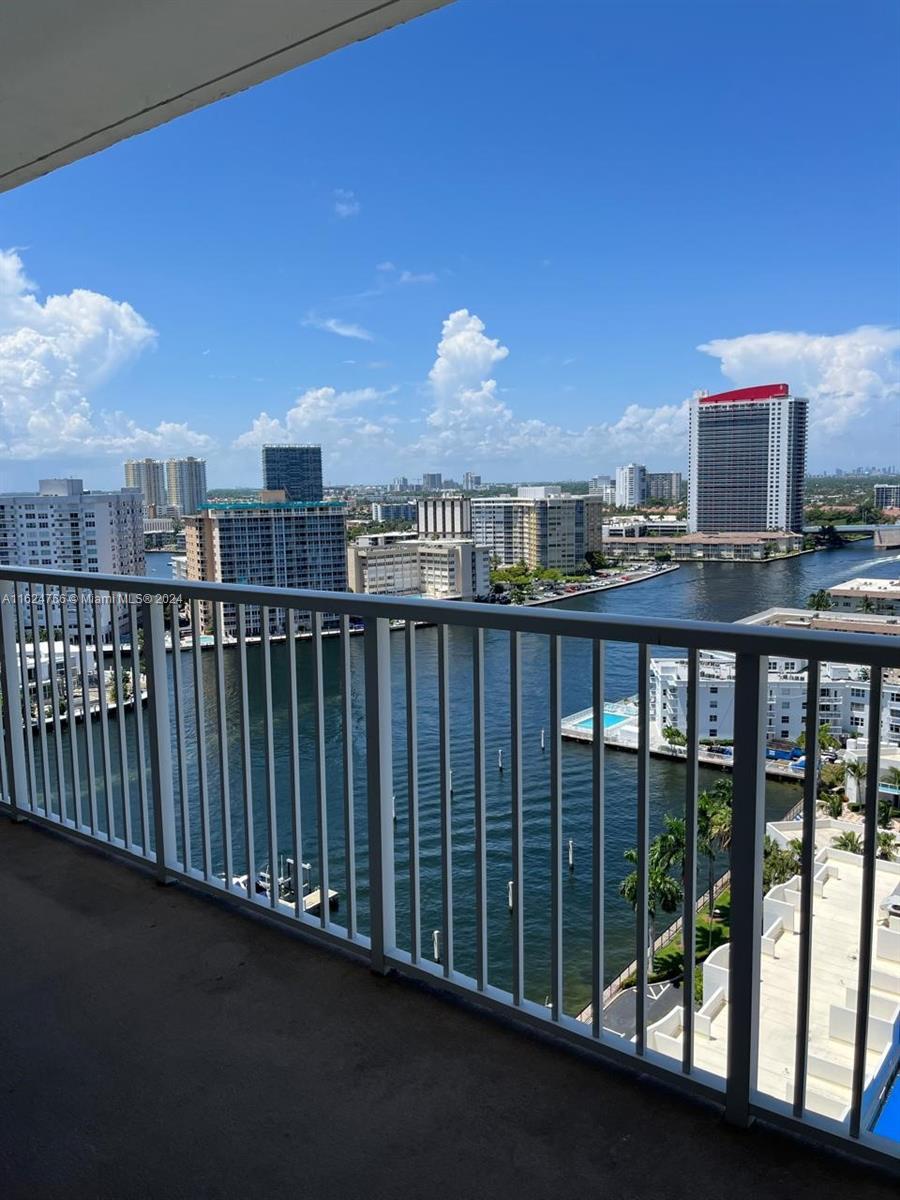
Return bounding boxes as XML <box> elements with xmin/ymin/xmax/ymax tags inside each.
<box><xmin>0</xmin><ymin>816</ymin><xmax>896</xmax><ymax>1199</ymax></box>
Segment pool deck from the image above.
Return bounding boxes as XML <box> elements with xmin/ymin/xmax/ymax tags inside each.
<box><xmin>560</xmin><ymin>708</ymin><xmax>807</xmax><ymax>782</ymax></box>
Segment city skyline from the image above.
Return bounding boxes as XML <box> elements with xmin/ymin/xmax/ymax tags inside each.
<box><xmin>0</xmin><ymin>1</ymin><xmax>898</xmax><ymax>488</ymax></box>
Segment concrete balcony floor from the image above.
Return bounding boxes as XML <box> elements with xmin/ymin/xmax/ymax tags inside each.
<box><xmin>1</xmin><ymin>817</ymin><xmax>896</xmax><ymax>1199</ymax></box>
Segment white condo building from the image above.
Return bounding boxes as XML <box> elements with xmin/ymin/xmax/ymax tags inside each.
<box><xmin>124</xmin><ymin>458</ymin><xmax>168</xmax><ymax>515</ymax></box>
<box><xmin>471</xmin><ymin>489</ymin><xmax>603</xmax><ymax>571</ymax></box>
<box><xmin>166</xmin><ymin>457</ymin><xmax>208</xmax><ymax>516</ymax></box>
<box><xmin>0</xmin><ymin>478</ymin><xmax>144</xmax><ymax>639</ymax></box>
<box><xmin>688</xmin><ymin>384</ymin><xmax>807</xmax><ymax>533</ymax></box>
<box><xmin>417</xmin><ymin>496</ymin><xmax>472</xmax><ymax>538</ymax></box>
<box><xmin>615</xmin><ymin>464</ymin><xmax>647</xmax><ymax>509</ymax></box>
<box><xmin>589</xmin><ymin>475</ymin><xmax>616</xmax><ymax>504</ymax></box>
<box><xmin>348</xmin><ymin>533</ymin><xmax>489</xmax><ymax>600</ymax></box>
<box><xmin>649</xmin><ymin>650</ymin><xmax>900</xmax><ymax>746</ymax></box>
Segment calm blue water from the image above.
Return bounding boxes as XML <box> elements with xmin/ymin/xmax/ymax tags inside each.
<box><xmin>34</xmin><ymin>540</ymin><xmax>900</xmax><ymax>1017</ymax></box>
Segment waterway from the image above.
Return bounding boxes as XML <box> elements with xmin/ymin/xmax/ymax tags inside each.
<box><xmin>49</xmin><ymin>541</ymin><xmax>900</xmax><ymax>1014</ymax></box>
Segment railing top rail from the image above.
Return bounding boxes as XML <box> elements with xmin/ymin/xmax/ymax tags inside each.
<box><xmin>2</xmin><ymin>564</ymin><xmax>899</xmax><ymax>666</ymax></box>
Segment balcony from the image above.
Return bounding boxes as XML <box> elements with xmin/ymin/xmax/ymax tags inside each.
<box><xmin>2</xmin><ymin>564</ymin><xmax>900</xmax><ymax>1190</ymax></box>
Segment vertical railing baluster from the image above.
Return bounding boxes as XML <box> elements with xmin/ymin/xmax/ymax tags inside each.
<box><xmin>129</xmin><ymin>599</ymin><xmax>149</xmax><ymax>853</ymax></box>
<box><xmin>171</xmin><ymin>599</ymin><xmax>191</xmax><ymax>869</ymax></box>
<box><xmin>591</xmin><ymin>638</ymin><xmax>604</xmax><ymax>1039</ymax></box>
<box><xmin>47</xmin><ymin>586</ymin><xmax>67</xmax><ymax>824</ymax></box>
<box><xmin>214</xmin><ymin>601</ymin><xmax>233</xmax><ymax>888</ymax></box>
<box><xmin>726</xmin><ymin>652</ymin><xmax>766</xmax><ymax>1127</ymax></box>
<box><xmin>93</xmin><ymin>592</ymin><xmax>115</xmax><ymax>839</ymax></box>
<box><xmin>30</xmin><ymin>586</ymin><xmax>52</xmax><ymax>817</ymax></box>
<box><xmin>364</xmin><ymin>616</ymin><xmax>395</xmax><ymax>973</ymax></box>
<box><xmin>261</xmin><ymin>606</ymin><xmax>277</xmax><ymax>908</ymax></box>
<box><xmin>437</xmin><ymin>623</ymin><xmax>453</xmax><ymax>977</ymax></box>
<box><xmin>75</xmin><ymin>588</ymin><xmax>97</xmax><ymax>834</ymax></box>
<box><xmin>110</xmin><ymin>592</ymin><xmax>132</xmax><ymax>848</ymax></box>
<box><xmin>340</xmin><ymin>614</ymin><xmax>357</xmax><ymax>939</ymax></box>
<box><xmin>0</xmin><ymin>580</ymin><xmax>28</xmax><ymax>817</ymax></box>
<box><xmin>286</xmin><ymin>607</ymin><xmax>303</xmax><ymax>916</ymax></box>
<box><xmin>549</xmin><ymin>634</ymin><xmax>563</xmax><ymax>1021</ymax></box>
<box><xmin>192</xmin><ymin>598</ymin><xmax>212</xmax><ymax>880</ymax></box>
<box><xmin>142</xmin><ymin>597</ymin><xmax>176</xmax><ymax>879</ymax></box>
<box><xmin>15</xmin><ymin>586</ymin><xmax>37</xmax><ymax>813</ymax></box>
<box><xmin>635</xmin><ymin>642</ymin><xmax>650</xmax><ymax>1054</ymax></box>
<box><xmin>236</xmin><ymin>604</ymin><xmax>255</xmax><ymax>894</ymax></box>
<box><xmin>682</xmin><ymin>646</ymin><xmax>699</xmax><ymax>1072</ymax></box>
<box><xmin>793</xmin><ymin>658</ymin><xmax>820</xmax><ymax>1114</ymax></box>
<box><xmin>510</xmin><ymin>630</ymin><xmax>524</xmax><ymax>1006</ymax></box>
<box><xmin>473</xmin><ymin>627</ymin><xmax>487</xmax><ymax>991</ymax></box>
<box><xmin>63</xmin><ymin>591</ymin><xmax>83</xmax><ymax>828</ymax></box>
<box><xmin>850</xmin><ymin>665</ymin><xmax>883</xmax><ymax>1139</ymax></box>
<box><xmin>405</xmin><ymin>620</ymin><xmax>420</xmax><ymax>961</ymax></box>
<box><xmin>312</xmin><ymin>610</ymin><xmax>328</xmax><ymax>927</ymax></box>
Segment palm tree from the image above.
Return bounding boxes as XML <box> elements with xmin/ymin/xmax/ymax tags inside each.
<box><xmin>877</xmin><ymin>831</ymin><xmax>897</xmax><ymax>862</ymax></box>
<box><xmin>806</xmin><ymin>589</ymin><xmax>832</xmax><ymax>611</ymax></box>
<box><xmin>832</xmin><ymin>830</ymin><xmax>863</xmax><ymax>854</ymax></box>
<box><xmin>819</xmin><ymin>792</ymin><xmax>845</xmax><ymax>820</ymax></box>
<box><xmin>860</xmin><ymin>595</ymin><xmax>876</xmax><ymax>614</ymax></box>
<box><xmin>619</xmin><ymin>851</ymin><xmax>683</xmax><ymax>978</ymax></box>
<box><xmin>698</xmin><ymin>780</ymin><xmax>733</xmax><ymax>922</ymax></box>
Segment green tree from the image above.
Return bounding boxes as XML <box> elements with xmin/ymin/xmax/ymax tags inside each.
<box><xmin>859</xmin><ymin>595</ymin><xmax>876</xmax><ymax>614</ymax></box>
<box><xmin>832</xmin><ymin>830</ymin><xmax>863</xmax><ymax>854</ymax></box>
<box><xmin>619</xmin><ymin>851</ymin><xmax>683</xmax><ymax>976</ymax></box>
<box><xmin>819</xmin><ymin>792</ymin><xmax>845</xmax><ymax>820</ymax></box>
<box><xmin>806</xmin><ymin>589</ymin><xmax>833</xmax><ymax>611</ymax></box>
<box><xmin>762</xmin><ymin>835</ymin><xmax>802</xmax><ymax>890</ymax></box>
<box><xmin>662</xmin><ymin>724</ymin><xmax>687</xmax><ymax>751</ymax></box>
<box><xmin>698</xmin><ymin>779</ymin><xmax>733</xmax><ymax>927</ymax></box>
<box><xmin>877</xmin><ymin>831</ymin><xmax>897</xmax><ymax>862</ymax></box>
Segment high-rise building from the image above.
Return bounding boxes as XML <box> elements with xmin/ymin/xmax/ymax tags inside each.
<box><xmin>261</xmin><ymin>444</ymin><xmax>323</xmax><ymax>502</ymax></box>
<box><xmin>688</xmin><ymin>384</ymin><xmax>807</xmax><ymax>533</ymax></box>
<box><xmin>417</xmin><ymin>496</ymin><xmax>472</xmax><ymax>538</ymax></box>
<box><xmin>875</xmin><ymin>484</ymin><xmax>900</xmax><ymax>509</ymax></box>
<box><xmin>0</xmin><ymin>478</ymin><xmax>144</xmax><ymax>639</ymax></box>
<box><xmin>588</xmin><ymin>475</ymin><xmax>614</xmax><ymax>501</ymax></box>
<box><xmin>646</xmin><ymin>471</ymin><xmax>683</xmax><ymax>504</ymax></box>
<box><xmin>184</xmin><ymin>498</ymin><xmax>346</xmax><ymax>635</ymax></box>
<box><xmin>615</xmin><ymin>464</ymin><xmax>648</xmax><ymax>509</ymax></box>
<box><xmin>463</xmin><ymin>472</ymin><xmax>482</xmax><ymax>491</ymax></box>
<box><xmin>471</xmin><ymin>491</ymin><xmax>603</xmax><ymax>571</ymax></box>
<box><xmin>166</xmin><ymin>456</ymin><xmax>208</xmax><ymax>516</ymax></box>
<box><xmin>422</xmin><ymin>472</ymin><xmax>443</xmax><ymax>491</ymax></box>
<box><xmin>124</xmin><ymin>458</ymin><xmax>168</xmax><ymax>515</ymax></box>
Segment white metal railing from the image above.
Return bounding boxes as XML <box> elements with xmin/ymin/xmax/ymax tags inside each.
<box><xmin>0</xmin><ymin>564</ymin><xmax>899</xmax><ymax>1171</ymax></box>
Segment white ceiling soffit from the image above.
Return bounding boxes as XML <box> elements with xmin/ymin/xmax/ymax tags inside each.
<box><xmin>0</xmin><ymin>0</ymin><xmax>451</xmax><ymax>193</ymax></box>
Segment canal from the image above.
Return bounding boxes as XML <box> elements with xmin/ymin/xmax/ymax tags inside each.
<box><xmin>48</xmin><ymin>540</ymin><xmax>900</xmax><ymax>1013</ymax></box>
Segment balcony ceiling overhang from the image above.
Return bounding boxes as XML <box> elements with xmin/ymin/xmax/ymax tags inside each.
<box><xmin>0</xmin><ymin>0</ymin><xmax>450</xmax><ymax>193</ymax></box>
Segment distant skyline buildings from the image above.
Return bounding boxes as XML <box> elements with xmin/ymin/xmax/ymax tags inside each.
<box><xmin>124</xmin><ymin>456</ymin><xmax>208</xmax><ymax>516</ymax></box>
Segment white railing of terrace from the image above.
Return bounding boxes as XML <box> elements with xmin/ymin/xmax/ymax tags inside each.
<box><xmin>0</xmin><ymin>565</ymin><xmax>898</xmax><ymax>1171</ymax></box>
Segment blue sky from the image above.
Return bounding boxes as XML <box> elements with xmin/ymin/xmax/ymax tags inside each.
<box><xmin>1</xmin><ymin>0</ymin><xmax>898</xmax><ymax>488</ymax></box>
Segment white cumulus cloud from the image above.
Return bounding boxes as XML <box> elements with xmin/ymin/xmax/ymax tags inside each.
<box><xmin>0</xmin><ymin>248</ymin><xmax>211</xmax><ymax>462</ymax></box>
<box><xmin>698</xmin><ymin>326</ymin><xmax>900</xmax><ymax>442</ymax></box>
<box><xmin>234</xmin><ymin>386</ymin><xmax>395</xmax><ymax>462</ymax></box>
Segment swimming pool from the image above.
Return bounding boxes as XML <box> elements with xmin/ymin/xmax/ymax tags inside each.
<box><xmin>573</xmin><ymin>711</ymin><xmax>631</xmax><ymax>732</ymax></box>
<box><xmin>873</xmin><ymin>1072</ymin><xmax>900</xmax><ymax>1142</ymax></box>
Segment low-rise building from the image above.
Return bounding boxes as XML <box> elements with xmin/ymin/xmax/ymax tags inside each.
<box><xmin>826</xmin><ymin>577</ymin><xmax>900</xmax><ymax>616</ymax></box>
<box><xmin>348</xmin><ymin>535</ymin><xmax>489</xmax><ymax>600</ymax></box>
<box><xmin>649</xmin><ymin>651</ymin><xmax>898</xmax><ymax>744</ymax></box>
<box><xmin>370</xmin><ymin>501</ymin><xmax>417</xmax><ymax>523</ymax></box>
<box><xmin>601</xmin><ymin>531</ymin><xmax>803</xmax><ymax>561</ymax></box>
<box><xmin>604</xmin><ymin>516</ymin><xmax>687</xmax><ymax>539</ymax></box>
